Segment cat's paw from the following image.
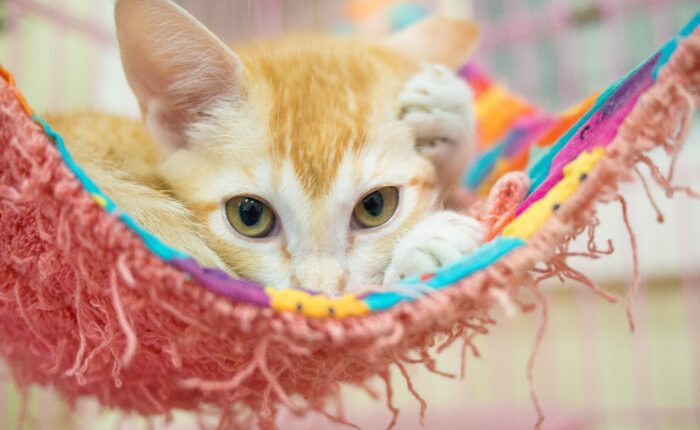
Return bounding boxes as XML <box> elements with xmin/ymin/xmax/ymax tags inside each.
<box><xmin>399</xmin><ymin>64</ymin><xmax>475</xmax><ymax>191</ymax></box>
<box><xmin>399</xmin><ymin>64</ymin><xmax>475</xmax><ymax>145</ymax></box>
<box><xmin>383</xmin><ymin>211</ymin><xmax>484</xmax><ymax>285</ymax></box>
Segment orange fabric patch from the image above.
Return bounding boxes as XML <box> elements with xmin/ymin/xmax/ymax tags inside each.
<box><xmin>0</xmin><ymin>66</ymin><xmax>33</xmax><ymax>116</ymax></box>
<box><xmin>344</xmin><ymin>0</ymin><xmax>393</xmax><ymax>20</ymax></box>
<box><xmin>475</xmin><ymin>86</ymin><xmax>535</xmax><ymax>148</ymax></box>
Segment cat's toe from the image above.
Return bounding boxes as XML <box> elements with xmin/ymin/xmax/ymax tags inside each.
<box><xmin>399</xmin><ymin>65</ymin><xmax>471</xmax><ymax>111</ymax></box>
<box><xmin>384</xmin><ymin>246</ymin><xmax>452</xmax><ymax>285</ymax></box>
<box><xmin>383</xmin><ymin>212</ymin><xmax>484</xmax><ymax>285</ymax></box>
<box><xmin>398</xmin><ymin>63</ymin><xmax>474</xmax><ymax>153</ymax></box>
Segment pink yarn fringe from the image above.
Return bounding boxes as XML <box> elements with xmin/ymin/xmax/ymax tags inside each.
<box><xmin>0</xmin><ymin>31</ymin><xmax>699</xmax><ymax>429</ymax></box>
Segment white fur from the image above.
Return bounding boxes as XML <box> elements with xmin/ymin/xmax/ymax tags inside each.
<box><xmin>384</xmin><ymin>64</ymin><xmax>483</xmax><ymax>285</ymax></box>
<box><xmin>399</xmin><ymin>64</ymin><xmax>476</xmax><ymax>193</ymax></box>
<box><xmin>161</xmin><ymin>66</ymin><xmax>483</xmax><ymax>294</ymax></box>
<box><xmin>191</xmin><ymin>120</ymin><xmax>435</xmax><ymax>295</ymax></box>
<box><xmin>383</xmin><ymin>211</ymin><xmax>483</xmax><ymax>284</ymax></box>
<box><xmin>116</xmin><ymin>0</ymin><xmax>484</xmax><ymax>296</ymax></box>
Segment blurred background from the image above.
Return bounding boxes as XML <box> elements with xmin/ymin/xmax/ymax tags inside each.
<box><xmin>1</xmin><ymin>0</ymin><xmax>699</xmax><ymax>428</ymax></box>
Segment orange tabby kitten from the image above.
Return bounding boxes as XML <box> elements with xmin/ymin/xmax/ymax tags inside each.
<box><xmin>48</xmin><ymin>0</ymin><xmax>483</xmax><ymax>295</ymax></box>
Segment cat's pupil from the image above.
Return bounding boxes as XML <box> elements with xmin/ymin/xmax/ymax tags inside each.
<box><xmin>239</xmin><ymin>198</ymin><xmax>263</xmax><ymax>226</ymax></box>
<box><xmin>363</xmin><ymin>192</ymin><xmax>384</xmax><ymax>217</ymax></box>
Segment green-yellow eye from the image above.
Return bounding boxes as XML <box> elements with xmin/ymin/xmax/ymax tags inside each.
<box><xmin>226</xmin><ymin>196</ymin><xmax>276</xmax><ymax>238</ymax></box>
<box><xmin>353</xmin><ymin>187</ymin><xmax>399</xmax><ymax>228</ymax></box>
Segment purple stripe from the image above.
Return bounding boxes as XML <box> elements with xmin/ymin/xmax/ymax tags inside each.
<box><xmin>170</xmin><ymin>258</ymin><xmax>271</xmax><ymax>307</ymax></box>
<box><xmin>503</xmin><ymin>116</ymin><xmax>554</xmax><ymax>158</ymax></box>
<box><xmin>517</xmin><ymin>53</ymin><xmax>660</xmax><ymax>215</ymax></box>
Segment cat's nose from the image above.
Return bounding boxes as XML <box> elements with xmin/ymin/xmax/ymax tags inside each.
<box><xmin>293</xmin><ymin>258</ymin><xmax>347</xmax><ymax>296</ymax></box>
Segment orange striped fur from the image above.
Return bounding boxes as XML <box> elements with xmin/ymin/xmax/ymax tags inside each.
<box><xmin>53</xmin><ymin>0</ymin><xmax>478</xmax><ymax>295</ymax></box>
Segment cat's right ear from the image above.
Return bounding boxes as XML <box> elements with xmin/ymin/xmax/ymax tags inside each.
<box><xmin>115</xmin><ymin>0</ymin><xmax>245</xmax><ymax>150</ymax></box>
<box><xmin>383</xmin><ymin>17</ymin><xmax>479</xmax><ymax>69</ymax></box>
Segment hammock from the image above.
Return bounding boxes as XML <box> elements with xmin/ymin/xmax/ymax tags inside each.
<box><xmin>1</xmin><ymin>12</ymin><xmax>698</xmax><ymax>429</ymax></box>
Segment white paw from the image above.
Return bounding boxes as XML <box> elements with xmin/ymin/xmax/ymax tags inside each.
<box><xmin>399</xmin><ymin>64</ymin><xmax>476</xmax><ymax>190</ymax></box>
<box><xmin>383</xmin><ymin>211</ymin><xmax>484</xmax><ymax>285</ymax></box>
<box><xmin>400</xmin><ymin>64</ymin><xmax>474</xmax><ymax>145</ymax></box>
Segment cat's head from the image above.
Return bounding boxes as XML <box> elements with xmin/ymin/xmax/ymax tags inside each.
<box><xmin>115</xmin><ymin>0</ymin><xmax>477</xmax><ymax>295</ymax></box>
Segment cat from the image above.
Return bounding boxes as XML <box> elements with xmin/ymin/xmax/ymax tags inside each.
<box><xmin>48</xmin><ymin>0</ymin><xmax>484</xmax><ymax>296</ymax></box>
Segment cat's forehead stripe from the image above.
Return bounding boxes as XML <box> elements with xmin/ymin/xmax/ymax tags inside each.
<box><xmin>240</xmin><ymin>38</ymin><xmax>413</xmax><ymax>197</ymax></box>
<box><xmin>269</xmin><ymin>70</ymin><xmax>370</xmax><ymax>197</ymax></box>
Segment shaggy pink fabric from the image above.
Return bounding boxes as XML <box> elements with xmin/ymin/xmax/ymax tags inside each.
<box><xmin>482</xmin><ymin>171</ymin><xmax>531</xmax><ymax>240</ymax></box>
<box><xmin>0</xmin><ymin>32</ymin><xmax>698</xmax><ymax>429</ymax></box>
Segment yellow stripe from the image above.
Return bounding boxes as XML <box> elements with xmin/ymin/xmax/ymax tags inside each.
<box><xmin>267</xmin><ymin>287</ymin><xmax>369</xmax><ymax>318</ymax></box>
<box><xmin>503</xmin><ymin>148</ymin><xmax>604</xmax><ymax>240</ymax></box>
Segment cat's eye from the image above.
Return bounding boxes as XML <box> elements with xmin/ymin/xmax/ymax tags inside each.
<box><xmin>226</xmin><ymin>196</ymin><xmax>276</xmax><ymax>238</ymax></box>
<box><xmin>353</xmin><ymin>187</ymin><xmax>399</xmax><ymax>229</ymax></box>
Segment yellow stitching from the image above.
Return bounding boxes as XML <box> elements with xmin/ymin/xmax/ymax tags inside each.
<box><xmin>267</xmin><ymin>287</ymin><xmax>369</xmax><ymax>318</ymax></box>
<box><xmin>503</xmin><ymin>148</ymin><xmax>604</xmax><ymax>240</ymax></box>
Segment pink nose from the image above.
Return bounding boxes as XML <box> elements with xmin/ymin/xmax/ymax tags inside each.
<box><xmin>293</xmin><ymin>258</ymin><xmax>346</xmax><ymax>296</ymax></box>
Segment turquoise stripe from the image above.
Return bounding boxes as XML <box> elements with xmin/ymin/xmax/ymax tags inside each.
<box><xmin>530</xmin><ymin>11</ymin><xmax>699</xmax><ymax>192</ymax></box>
<box><xmin>423</xmin><ymin>236</ymin><xmax>524</xmax><ymax>288</ymax></box>
<box><xmin>364</xmin><ymin>291</ymin><xmax>411</xmax><ymax>311</ymax></box>
<box><xmin>33</xmin><ymin>114</ymin><xmax>188</xmax><ymax>261</ymax></box>
<box><xmin>20</xmin><ymin>9</ymin><xmax>699</xmax><ymax>315</ymax></box>
<box><xmin>465</xmin><ymin>144</ymin><xmax>504</xmax><ymax>189</ymax></box>
<box><xmin>653</xmin><ymin>12</ymin><xmax>700</xmax><ymax>79</ymax></box>
<box><xmin>653</xmin><ymin>39</ymin><xmax>678</xmax><ymax>80</ymax></box>
<box><xmin>527</xmin><ymin>79</ymin><xmax>616</xmax><ymax>192</ymax></box>
<box><xmin>365</xmin><ymin>236</ymin><xmax>524</xmax><ymax>311</ymax></box>
<box><xmin>679</xmin><ymin>11</ymin><xmax>700</xmax><ymax>37</ymax></box>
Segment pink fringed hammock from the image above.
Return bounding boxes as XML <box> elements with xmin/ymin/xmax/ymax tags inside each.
<box><xmin>1</xmin><ymin>14</ymin><xmax>699</xmax><ymax>429</ymax></box>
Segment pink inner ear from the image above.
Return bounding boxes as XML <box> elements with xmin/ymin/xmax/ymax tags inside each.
<box><xmin>116</xmin><ymin>0</ymin><xmax>245</xmax><ymax>151</ymax></box>
<box><xmin>143</xmin><ymin>103</ymin><xmax>191</xmax><ymax>150</ymax></box>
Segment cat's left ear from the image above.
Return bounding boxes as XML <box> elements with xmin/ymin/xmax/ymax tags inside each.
<box><xmin>115</xmin><ymin>0</ymin><xmax>246</xmax><ymax>150</ymax></box>
<box><xmin>383</xmin><ymin>17</ymin><xmax>479</xmax><ymax>69</ymax></box>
